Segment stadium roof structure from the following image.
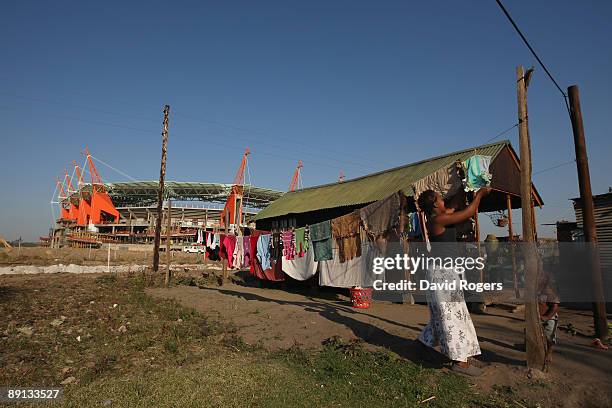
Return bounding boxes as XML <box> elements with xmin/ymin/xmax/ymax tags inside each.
<box><xmin>66</xmin><ymin>181</ymin><xmax>284</xmax><ymax>209</ymax></box>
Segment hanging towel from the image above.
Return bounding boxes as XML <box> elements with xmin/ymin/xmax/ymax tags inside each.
<box><xmin>413</xmin><ymin>164</ymin><xmax>463</xmax><ymax>199</ymax></box>
<box><xmin>256</xmin><ymin>234</ymin><xmax>272</xmax><ymax>270</ymax></box>
<box><xmin>319</xmin><ymin>241</ymin><xmax>378</xmax><ymax>288</ymax></box>
<box><xmin>233</xmin><ymin>237</ymin><xmax>244</xmax><ymax>269</ymax></box>
<box><xmin>294</xmin><ymin>227</ymin><xmax>308</xmax><ymax>257</ymax></box>
<box><xmin>206</xmin><ymin>231</ymin><xmax>212</xmax><ymax>247</ymax></box>
<box><xmin>310</xmin><ymin>220</ymin><xmax>333</xmax><ymax>262</ymax></box>
<box><xmin>281</xmin><ymin>230</ymin><xmax>296</xmax><ymax>260</ymax></box>
<box><xmin>359</xmin><ymin>192</ymin><xmax>402</xmax><ymax>236</ymax></box>
<box><xmin>331</xmin><ymin>211</ymin><xmax>362</xmax><ymax>263</ymax></box>
<box><xmin>463</xmin><ymin>155</ymin><xmax>492</xmax><ymax>192</ymax></box>
<box><xmin>282</xmin><ymin>245</ymin><xmax>318</xmax><ymax>281</ymax></box>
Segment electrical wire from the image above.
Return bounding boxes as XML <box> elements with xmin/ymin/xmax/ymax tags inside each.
<box><xmin>483</xmin><ymin>122</ymin><xmax>519</xmax><ymax>143</ymax></box>
<box><xmin>532</xmin><ymin>159</ymin><xmax>575</xmax><ymax>175</ymax></box>
<box><xmin>173</xmin><ymin>110</ymin><xmax>383</xmax><ymax>167</ymax></box>
<box><xmin>494</xmin><ymin>0</ymin><xmax>571</xmax><ymax>115</ymax></box>
<box><xmin>1</xmin><ymin>90</ymin><xmax>384</xmax><ymax>170</ymax></box>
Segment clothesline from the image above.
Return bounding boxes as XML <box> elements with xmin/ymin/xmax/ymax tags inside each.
<box><xmin>192</xmin><ymin>153</ymin><xmax>492</xmax><ymax>288</ymax></box>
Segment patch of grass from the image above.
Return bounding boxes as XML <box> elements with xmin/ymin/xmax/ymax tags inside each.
<box><xmin>0</xmin><ymin>273</ymin><xmax>224</xmax><ymax>388</ymax></box>
<box><xmin>1</xmin><ymin>273</ymin><xmax>527</xmax><ymax>407</ymax></box>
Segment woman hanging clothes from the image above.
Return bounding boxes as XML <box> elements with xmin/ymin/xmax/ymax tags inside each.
<box><xmin>416</xmin><ymin>187</ymin><xmax>490</xmax><ymax>377</ymax></box>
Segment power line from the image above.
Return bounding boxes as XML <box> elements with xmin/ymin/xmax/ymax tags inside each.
<box><xmin>532</xmin><ymin>159</ymin><xmax>575</xmax><ymax>175</ymax></box>
<box><xmin>0</xmin><ymin>91</ymin><xmax>161</xmax><ymax>123</ymax></box>
<box><xmin>483</xmin><ymin>122</ymin><xmax>519</xmax><ymax>143</ymax></box>
<box><xmin>1</xmin><ymin>91</ymin><xmax>384</xmax><ymax>172</ymax></box>
<box><xmin>494</xmin><ymin>0</ymin><xmax>571</xmax><ymax>115</ymax></box>
<box><xmin>173</xmin><ymin>110</ymin><xmax>383</xmax><ymax>169</ymax></box>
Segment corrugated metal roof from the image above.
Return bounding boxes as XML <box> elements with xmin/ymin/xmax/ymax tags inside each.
<box><xmin>67</xmin><ymin>181</ymin><xmax>283</xmax><ymax>208</ymax></box>
<box><xmin>254</xmin><ymin>140</ymin><xmax>509</xmax><ymax>221</ymax></box>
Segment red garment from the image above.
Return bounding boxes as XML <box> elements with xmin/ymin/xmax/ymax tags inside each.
<box><xmin>249</xmin><ymin>235</ymin><xmax>259</xmax><ymax>274</ymax></box>
<box><xmin>222</xmin><ymin>235</ymin><xmax>236</xmax><ymax>269</ymax></box>
<box><xmin>252</xmin><ymin>258</ymin><xmax>284</xmax><ymax>281</ymax></box>
<box><xmin>218</xmin><ymin>234</ymin><xmax>227</xmax><ymax>258</ymax></box>
<box><xmin>249</xmin><ymin>230</ymin><xmax>284</xmax><ymax>281</ymax></box>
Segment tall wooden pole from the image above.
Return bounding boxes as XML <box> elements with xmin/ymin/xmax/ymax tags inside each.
<box><xmin>567</xmin><ymin>85</ymin><xmax>608</xmax><ymax>338</ymax></box>
<box><xmin>517</xmin><ymin>66</ymin><xmax>547</xmax><ymax>371</ymax></box>
<box><xmin>165</xmin><ymin>199</ymin><xmax>172</xmax><ymax>287</ymax></box>
<box><xmin>153</xmin><ymin>105</ymin><xmax>170</xmax><ymax>273</ymax></box>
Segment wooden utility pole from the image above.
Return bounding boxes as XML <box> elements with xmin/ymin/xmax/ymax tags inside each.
<box><xmin>165</xmin><ymin>199</ymin><xmax>172</xmax><ymax>287</ymax></box>
<box><xmin>567</xmin><ymin>85</ymin><xmax>608</xmax><ymax>339</ymax></box>
<box><xmin>517</xmin><ymin>65</ymin><xmax>547</xmax><ymax>371</ymax></box>
<box><xmin>153</xmin><ymin>105</ymin><xmax>170</xmax><ymax>274</ymax></box>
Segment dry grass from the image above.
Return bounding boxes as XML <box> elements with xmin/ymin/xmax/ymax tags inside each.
<box><xmin>0</xmin><ymin>272</ymin><xmax>528</xmax><ymax>407</ymax></box>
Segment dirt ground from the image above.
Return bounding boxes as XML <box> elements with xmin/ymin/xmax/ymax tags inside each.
<box><xmin>2</xmin><ymin>246</ymin><xmax>610</xmax><ymax>407</ymax></box>
<box><xmin>150</xmin><ymin>275</ymin><xmax>612</xmax><ymax>408</ymax></box>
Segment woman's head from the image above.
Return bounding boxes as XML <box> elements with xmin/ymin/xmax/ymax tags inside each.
<box><xmin>417</xmin><ymin>190</ymin><xmax>445</xmax><ymax>215</ymax></box>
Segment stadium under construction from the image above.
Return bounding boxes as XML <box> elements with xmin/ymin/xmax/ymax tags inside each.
<box><xmin>47</xmin><ymin>148</ymin><xmax>285</xmax><ymax>249</ymax></box>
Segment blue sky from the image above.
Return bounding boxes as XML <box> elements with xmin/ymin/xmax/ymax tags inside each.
<box><xmin>1</xmin><ymin>0</ymin><xmax>610</xmax><ymax>241</ymax></box>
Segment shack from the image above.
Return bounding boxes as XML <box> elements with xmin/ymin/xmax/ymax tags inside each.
<box><xmin>254</xmin><ymin>140</ymin><xmax>543</xmax><ymax>236</ymax></box>
<box><xmin>571</xmin><ymin>191</ymin><xmax>612</xmax><ymax>303</ymax></box>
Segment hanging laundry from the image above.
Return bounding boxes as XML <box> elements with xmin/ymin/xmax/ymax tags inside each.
<box><xmin>242</xmin><ymin>236</ymin><xmax>251</xmax><ymax>269</ymax></box>
<box><xmin>208</xmin><ymin>246</ymin><xmax>221</xmax><ymax>261</ymax></box>
<box><xmin>218</xmin><ymin>234</ymin><xmax>227</xmax><ymax>258</ymax></box>
<box><xmin>281</xmin><ymin>230</ymin><xmax>296</xmax><ymax>260</ymax></box>
<box><xmin>233</xmin><ymin>237</ymin><xmax>244</xmax><ymax>269</ymax></box>
<box><xmin>252</xmin><ymin>258</ymin><xmax>285</xmax><ymax>282</ymax></box>
<box><xmin>256</xmin><ymin>234</ymin><xmax>272</xmax><ymax>270</ymax></box>
<box><xmin>413</xmin><ymin>164</ymin><xmax>463</xmax><ymax>199</ymax></box>
<box><xmin>331</xmin><ymin>211</ymin><xmax>362</xmax><ymax>263</ymax></box>
<box><xmin>206</xmin><ymin>231</ymin><xmax>212</xmax><ymax>247</ymax></box>
<box><xmin>462</xmin><ymin>155</ymin><xmax>492</xmax><ymax>192</ymax></box>
<box><xmin>310</xmin><ymin>220</ymin><xmax>333</xmax><ymax>262</ymax></box>
<box><xmin>222</xmin><ymin>235</ymin><xmax>236</xmax><ymax>269</ymax></box>
<box><xmin>294</xmin><ymin>227</ymin><xmax>308</xmax><ymax>257</ymax></box>
<box><xmin>407</xmin><ymin>212</ymin><xmax>422</xmax><ymax>238</ymax></box>
<box><xmin>359</xmin><ymin>192</ymin><xmax>402</xmax><ymax>236</ymax></box>
<box><xmin>270</xmin><ymin>232</ymin><xmax>283</xmax><ymax>261</ymax></box>
<box><xmin>319</xmin><ymin>241</ymin><xmax>379</xmax><ymax>288</ymax></box>
<box><xmin>249</xmin><ymin>235</ymin><xmax>259</xmax><ymax>274</ymax></box>
<box><xmin>282</xmin><ymin>245</ymin><xmax>318</xmax><ymax>281</ymax></box>
<box><xmin>210</xmin><ymin>233</ymin><xmax>220</xmax><ymax>249</ymax></box>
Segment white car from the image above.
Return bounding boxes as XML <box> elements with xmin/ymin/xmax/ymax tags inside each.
<box><xmin>182</xmin><ymin>245</ymin><xmax>206</xmax><ymax>254</ymax></box>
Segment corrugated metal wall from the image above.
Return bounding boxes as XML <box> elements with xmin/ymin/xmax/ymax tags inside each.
<box><xmin>573</xmin><ymin>193</ymin><xmax>612</xmax><ymax>268</ymax></box>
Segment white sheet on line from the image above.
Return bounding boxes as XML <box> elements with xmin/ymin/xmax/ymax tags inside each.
<box><xmin>318</xmin><ymin>241</ymin><xmax>379</xmax><ymax>288</ymax></box>
<box><xmin>282</xmin><ymin>246</ymin><xmax>318</xmax><ymax>281</ymax></box>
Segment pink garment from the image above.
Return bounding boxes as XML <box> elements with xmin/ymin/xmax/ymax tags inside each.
<box><xmin>223</xmin><ymin>235</ymin><xmax>236</xmax><ymax>269</ymax></box>
<box><xmin>242</xmin><ymin>236</ymin><xmax>251</xmax><ymax>268</ymax></box>
<box><xmin>281</xmin><ymin>231</ymin><xmax>296</xmax><ymax>260</ymax></box>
